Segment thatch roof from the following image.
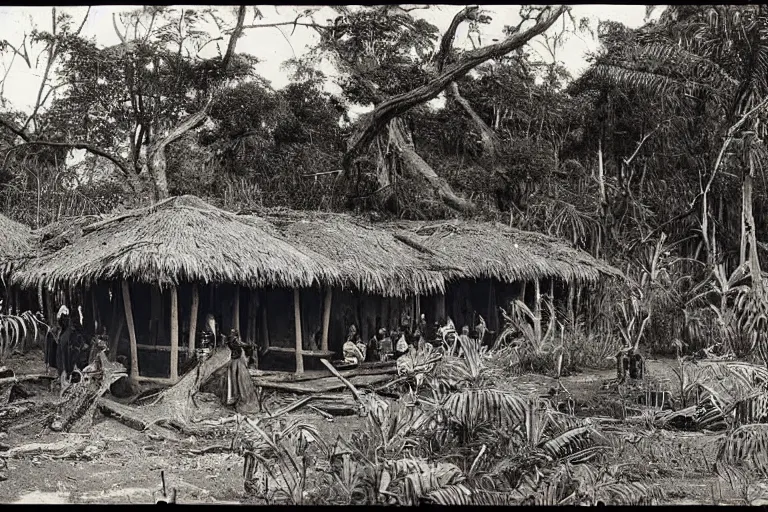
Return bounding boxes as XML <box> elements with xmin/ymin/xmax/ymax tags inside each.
<box><xmin>0</xmin><ymin>213</ymin><xmax>35</xmax><ymax>277</ymax></box>
<box><xmin>12</xmin><ymin>196</ymin><xmax>342</xmax><ymax>289</ymax></box>
<box><xmin>387</xmin><ymin>219</ymin><xmax>623</xmax><ymax>284</ymax></box>
<box><xmin>258</xmin><ymin>209</ymin><xmax>451</xmax><ymax>297</ymax></box>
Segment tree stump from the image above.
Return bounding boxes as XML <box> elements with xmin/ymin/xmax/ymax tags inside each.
<box><xmin>50</xmin><ymin>349</ymin><xmax>127</xmax><ymax>432</ymax></box>
<box><xmin>616</xmin><ymin>347</ymin><xmax>645</xmax><ymax>383</ymax></box>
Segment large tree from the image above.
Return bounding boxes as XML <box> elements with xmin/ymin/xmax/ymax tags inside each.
<box><xmin>242</xmin><ymin>5</ymin><xmax>567</xmax><ymax>213</ymax></box>
<box><xmin>0</xmin><ymin>6</ymin><xmax>253</xmax><ymax>201</ymax></box>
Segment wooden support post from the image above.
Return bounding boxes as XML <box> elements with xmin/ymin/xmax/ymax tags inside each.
<box><xmin>188</xmin><ymin>284</ymin><xmax>199</xmax><ymax>357</ymax></box>
<box><xmin>533</xmin><ymin>279</ymin><xmax>542</xmax><ymax>341</ymax></box>
<box><xmin>415</xmin><ymin>294</ymin><xmax>421</xmax><ymax>324</ymax></box>
<box><xmin>170</xmin><ymin>285</ymin><xmax>179</xmax><ymax>382</ymax></box>
<box><xmin>435</xmin><ymin>292</ymin><xmax>446</xmax><ymax>323</ymax></box>
<box><xmin>294</xmin><ymin>288</ymin><xmax>304</xmax><ymax>374</ymax></box>
<box><xmin>321</xmin><ymin>287</ymin><xmax>333</xmax><ymax>352</ymax></box>
<box><xmin>233</xmin><ymin>286</ymin><xmax>240</xmax><ymax>334</ymax></box>
<box><xmin>122</xmin><ymin>281</ymin><xmax>139</xmax><ymax>381</ymax></box>
<box><xmin>261</xmin><ymin>291</ymin><xmax>270</xmax><ymax>348</ymax></box>
<box><xmin>37</xmin><ymin>281</ymin><xmax>44</xmax><ymax>313</ymax></box>
<box><xmin>246</xmin><ymin>289</ymin><xmax>254</xmax><ymax>344</ymax></box>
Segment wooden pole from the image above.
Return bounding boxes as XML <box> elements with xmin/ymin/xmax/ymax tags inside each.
<box><xmin>170</xmin><ymin>285</ymin><xmax>179</xmax><ymax>382</ymax></box>
<box><xmin>261</xmin><ymin>291</ymin><xmax>270</xmax><ymax>348</ymax></box>
<box><xmin>188</xmin><ymin>284</ymin><xmax>199</xmax><ymax>357</ymax></box>
<box><xmin>321</xmin><ymin>287</ymin><xmax>333</xmax><ymax>352</ymax></box>
<box><xmin>232</xmin><ymin>285</ymin><xmax>240</xmax><ymax>334</ymax></box>
<box><xmin>246</xmin><ymin>289</ymin><xmax>254</xmax><ymax>344</ymax></box>
<box><xmin>122</xmin><ymin>281</ymin><xmax>139</xmax><ymax>381</ymax></box>
<box><xmin>294</xmin><ymin>288</ymin><xmax>304</xmax><ymax>374</ymax></box>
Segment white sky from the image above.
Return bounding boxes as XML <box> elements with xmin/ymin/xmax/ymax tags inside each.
<box><xmin>0</xmin><ymin>4</ymin><xmax>656</xmax><ymax>114</ymax></box>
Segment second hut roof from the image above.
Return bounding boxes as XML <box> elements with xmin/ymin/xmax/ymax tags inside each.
<box><xmin>12</xmin><ymin>195</ymin><xmax>342</xmax><ymax>289</ymax></box>
<box><xmin>388</xmin><ymin>219</ymin><xmax>623</xmax><ymax>284</ymax></box>
<box><xmin>258</xmin><ymin>208</ymin><xmax>451</xmax><ymax>297</ymax></box>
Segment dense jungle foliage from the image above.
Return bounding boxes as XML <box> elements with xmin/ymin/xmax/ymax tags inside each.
<box><xmin>2</xmin><ymin>4</ymin><xmax>768</xmax><ymax>361</ymax></box>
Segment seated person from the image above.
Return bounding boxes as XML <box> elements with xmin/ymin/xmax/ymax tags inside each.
<box><xmin>342</xmin><ymin>324</ymin><xmax>366</xmax><ymax>364</ymax></box>
<box><xmin>394</xmin><ymin>331</ymin><xmax>409</xmax><ymax>360</ymax></box>
<box><xmin>368</xmin><ymin>328</ymin><xmax>387</xmax><ymax>362</ymax></box>
<box><xmin>379</xmin><ymin>331</ymin><xmax>394</xmax><ymax>361</ymax></box>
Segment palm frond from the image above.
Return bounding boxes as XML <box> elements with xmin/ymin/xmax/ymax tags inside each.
<box><xmin>717</xmin><ymin>423</ymin><xmax>768</xmax><ymax>477</ymax></box>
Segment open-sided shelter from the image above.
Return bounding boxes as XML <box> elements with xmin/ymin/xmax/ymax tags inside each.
<box><xmin>387</xmin><ymin>219</ymin><xmax>624</xmax><ymax>334</ymax></box>
<box><xmin>255</xmin><ymin>210</ymin><xmax>622</xmax><ymax>353</ymax></box>
<box><xmin>12</xmin><ymin>196</ymin><xmax>344</xmax><ymax>380</ymax></box>
<box><xmin>257</xmin><ymin>209</ymin><xmax>457</xmax><ymax>353</ymax></box>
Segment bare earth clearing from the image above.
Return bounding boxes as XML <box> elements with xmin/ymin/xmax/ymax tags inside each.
<box><xmin>0</xmin><ymin>349</ymin><xmax>744</xmax><ymax>505</ymax></box>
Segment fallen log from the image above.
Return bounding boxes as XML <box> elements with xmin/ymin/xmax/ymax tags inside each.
<box><xmin>0</xmin><ymin>374</ymin><xmax>56</xmax><ymax>387</ymax></box>
<box><xmin>96</xmin><ymin>397</ymin><xmax>153</xmax><ymax>431</ymax></box>
<box><xmin>2</xmin><ymin>437</ymin><xmax>89</xmax><ymax>459</ymax></box>
<box><xmin>320</xmin><ymin>358</ymin><xmax>363</xmax><ymax>402</ymax></box>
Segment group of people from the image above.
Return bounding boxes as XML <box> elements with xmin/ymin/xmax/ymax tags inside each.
<box><xmin>341</xmin><ymin>315</ymin><xmax>481</xmax><ymax>365</ymax></box>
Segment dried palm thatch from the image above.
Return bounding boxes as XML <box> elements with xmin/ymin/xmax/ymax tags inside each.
<box><xmin>387</xmin><ymin>220</ymin><xmax>623</xmax><ymax>284</ymax></box>
<box><xmin>255</xmin><ymin>208</ymin><xmax>451</xmax><ymax>297</ymax></box>
<box><xmin>0</xmin><ymin>213</ymin><xmax>35</xmax><ymax>279</ymax></box>
<box><xmin>12</xmin><ymin>196</ymin><xmax>342</xmax><ymax>289</ymax></box>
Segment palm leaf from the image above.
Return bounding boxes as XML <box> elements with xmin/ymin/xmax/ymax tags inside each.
<box><xmin>426</xmin><ymin>485</ymin><xmax>519</xmax><ymax>505</ymax></box>
<box><xmin>717</xmin><ymin>423</ymin><xmax>768</xmax><ymax>476</ymax></box>
<box><xmin>442</xmin><ymin>388</ymin><xmax>528</xmax><ymax>433</ymax></box>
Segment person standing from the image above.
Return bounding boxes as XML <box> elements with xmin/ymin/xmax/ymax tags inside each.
<box><xmin>221</xmin><ymin>329</ymin><xmax>256</xmax><ymax>408</ymax></box>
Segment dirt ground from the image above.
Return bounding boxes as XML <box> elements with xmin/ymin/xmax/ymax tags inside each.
<box><xmin>0</xmin><ymin>351</ymin><xmax>748</xmax><ymax>504</ymax></box>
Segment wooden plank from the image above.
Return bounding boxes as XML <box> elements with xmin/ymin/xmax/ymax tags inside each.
<box><xmin>251</xmin><ymin>373</ymin><xmax>393</xmax><ymax>394</ymax></box>
<box><xmin>321</xmin><ymin>287</ymin><xmax>332</xmax><ymax>352</ymax></box>
<box><xmin>188</xmin><ymin>284</ymin><xmax>199</xmax><ymax>357</ymax></box>
<box><xmin>135</xmin><ymin>376</ymin><xmax>174</xmax><ymax>385</ymax></box>
<box><xmin>294</xmin><ymin>288</ymin><xmax>304</xmax><ymax>374</ymax></box>
<box><xmin>137</xmin><ymin>344</ymin><xmax>173</xmax><ymax>352</ymax></box>
<box><xmin>122</xmin><ymin>281</ymin><xmax>139</xmax><ymax>380</ymax></box>
<box><xmin>170</xmin><ymin>286</ymin><xmax>179</xmax><ymax>382</ymax></box>
<box><xmin>248</xmin><ymin>362</ymin><xmax>396</xmax><ymax>383</ymax></box>
<box><xmin>265</xmin><ymin>347</ymin><xmax>334</xmax><ymax>357</ymax></box>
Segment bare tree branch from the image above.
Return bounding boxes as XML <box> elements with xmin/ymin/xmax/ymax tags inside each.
<box><xmin>221</xmin><ymin>6</ymin><xmax>247</xmax><ymax>73</ymax></box>
<box><xmin>434</xmin><ymin>5</ymin><xmax>480</xmax><ymax>73</ymax></box>
<box><xmin>74</xmin><ymin>7</ymin><xmax>91</xmax><ymax>36</ymax></box>
<box><xmin>22</xmin><ymin>7</ymin><xmax>60</xmax><ymax>133</ymax></box>
<box><xmin>240</xmin><ymin>21</ymin><xmax>338</xmax><ymax>31</ymax></box>
<box><xmin>342</xmin><ymin>5</ymin><xmax>567</xmax><ymax>171</ymax></box>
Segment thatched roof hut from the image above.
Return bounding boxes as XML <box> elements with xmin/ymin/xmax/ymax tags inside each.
<box><xmin>258</xmin><ymin>209</ymin><xmax>451</xmax><ymax>297</ymax></box>
<box><xmin>0</xmin><ymin>213</ymin><xmax>35</xmax><ymax>278</ymax></box>
<box><xmin>12</xmin><ymin>195</ymin><xmax>342</xmax><ymax>289</ymax></box>
<box><xmin>387</xmin><ymin>219</ymin><xmax>623</xmax><ymax>284</ymax></box>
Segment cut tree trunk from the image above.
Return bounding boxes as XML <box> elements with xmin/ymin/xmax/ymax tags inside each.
<box><xmin>50</xmin><ymin>350</ymin><xmax>128</xmax><ymax>433</ymax></box>
<box><xmin>96</xmin><ymin>348</ymin><xmax>231</xmax><ymax>436</ymax></box>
